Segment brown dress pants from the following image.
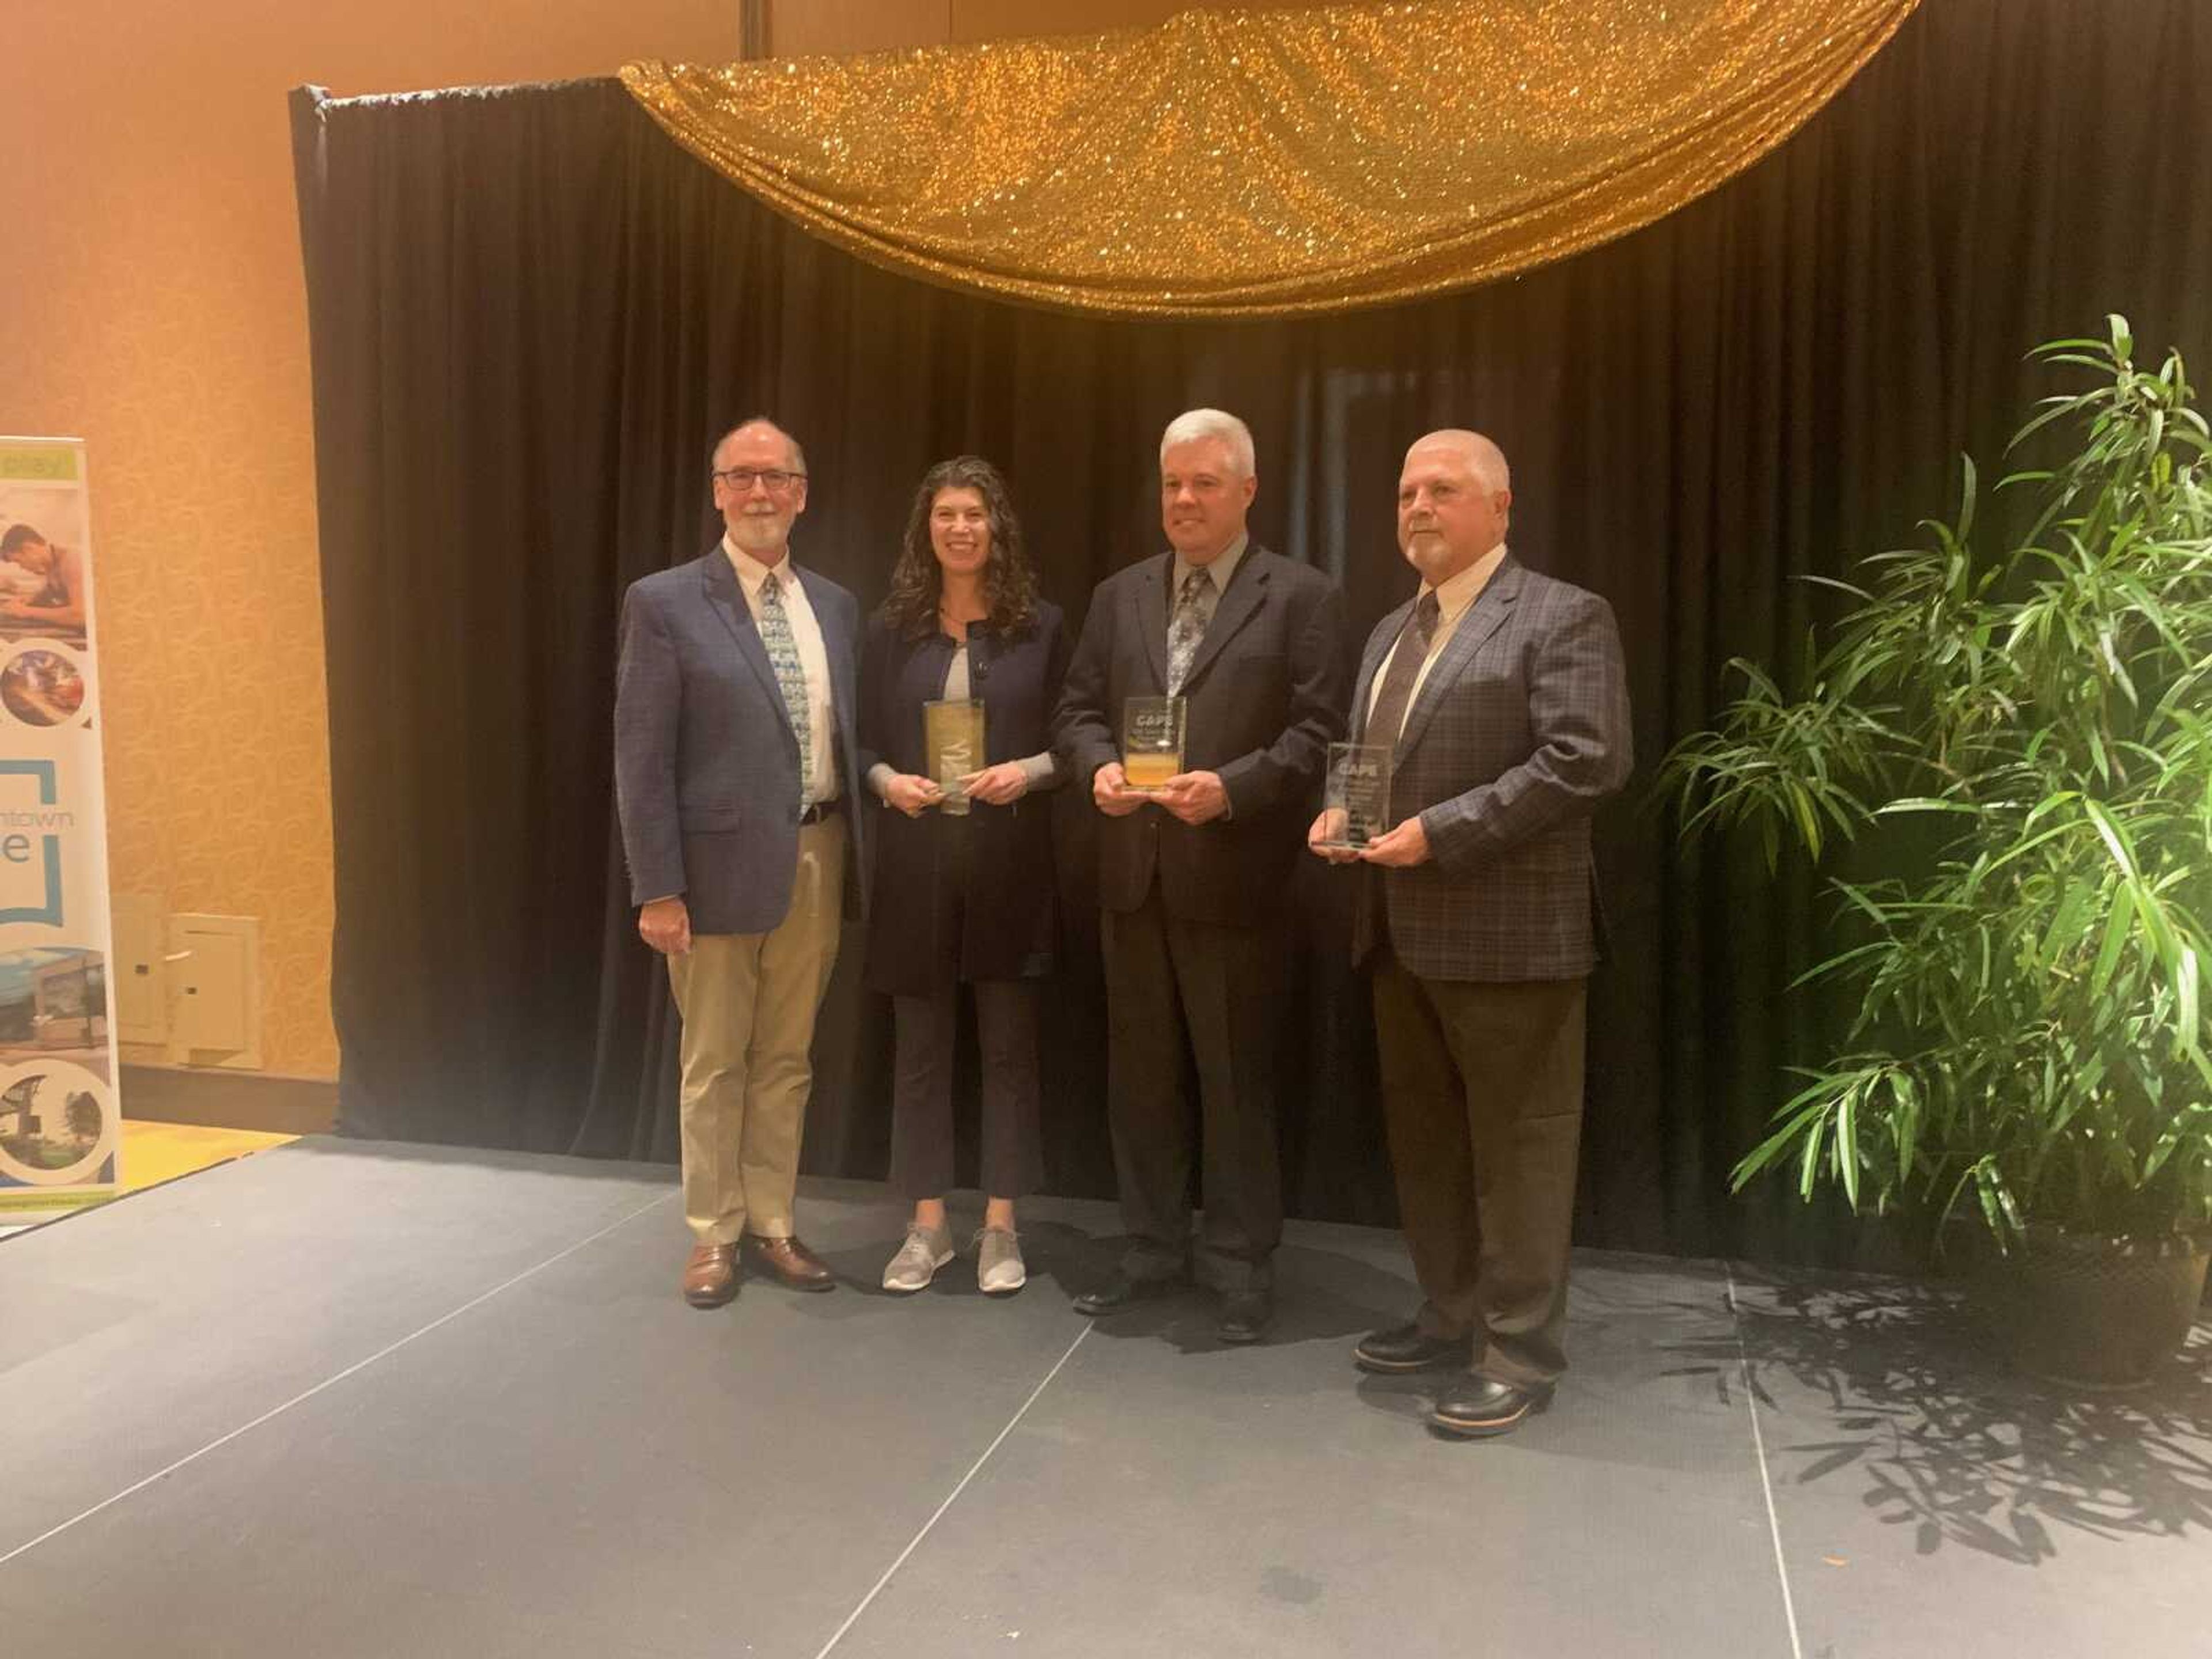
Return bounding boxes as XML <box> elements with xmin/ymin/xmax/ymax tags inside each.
<box><xmin>1372</xmin><ymin>946</ymin><xmax>1588</xmax><ymax>1388</ymax></box>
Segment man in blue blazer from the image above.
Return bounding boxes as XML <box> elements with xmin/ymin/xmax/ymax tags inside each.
<box><xmin>1312</xmin><ymin>429</ymin><xmax>1631</xmax><ymax>1437</ymax></box>
<box><xmin>614</xmin><ymin>419</ymin><xmax>866</xmax><ymax>1308</ymax></box>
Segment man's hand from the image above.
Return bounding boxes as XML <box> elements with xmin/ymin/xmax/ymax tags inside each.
<box><xmin>1092</xmin><ymin>761</ymin><xmax>1145</xmax><ymax>817</ymax></box>
<box><xmin>1308</xmin><ymin>808</ymin><xmax>1360</xmax><ymax>863</ymax></box>
<box><xmin>1158</xmin><ymin>770</ymin><xmax>1229</xmax><ymax>825</ymax></box>
<box><xmin>1359</xmin><ymin>815</ymin><xmax>1431</xmax><ymax>868</ymax></box>
<box><xmin>884</xmin><ymin>774</ymin><xmax>942</xmax><ymax>817</ymax></box>
<box><xmin>638</xmin><ymin>896</ymin><xmax>693</xmax><ymax>955</ymax></box>
<box><xmin>961</xmin><ymin>761</ymin><xmax>1031</xmax><ymax>806</ymax></box>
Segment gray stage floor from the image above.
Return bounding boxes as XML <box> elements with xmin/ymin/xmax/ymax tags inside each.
<box><xmin>2</xmin><ymin>1138</ymin><xmax>2206</xmax><ymax>1658</ymax></box>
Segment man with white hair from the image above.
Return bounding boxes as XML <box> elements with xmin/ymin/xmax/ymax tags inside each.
<box><xmin>1311</xmin><ymin>429</ymin><xmax>1631</xmax><ymax>1437</ymax></box>
<box><xmin>1054</xmin><ymin>408</ymin><xmax>1346</xmax><ymax>1343</ymax></box>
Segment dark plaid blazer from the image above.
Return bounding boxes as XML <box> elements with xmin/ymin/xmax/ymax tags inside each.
<box><xmin>1350</xmin><ymin>554</ymin><xmax>1631</xmax><ymax>982</ymax></box>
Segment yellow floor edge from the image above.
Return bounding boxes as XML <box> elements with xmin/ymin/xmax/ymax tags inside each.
<box><xmin>119</xmin><ymin>1119</ymin><xmax>298</xmax><ymax>1193</ymax></box>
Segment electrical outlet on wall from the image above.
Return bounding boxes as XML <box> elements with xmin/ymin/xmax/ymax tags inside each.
<box><xmin>165</xmin><ymin>913</ymin><xmax>263</xmax><ymax>1070</ymax></box>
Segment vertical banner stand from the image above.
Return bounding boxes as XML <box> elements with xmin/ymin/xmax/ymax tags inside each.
<box><xmin>0</xmin><ymin>437</ymin><xmax>122</xmax><ymax>1224</ymax></box>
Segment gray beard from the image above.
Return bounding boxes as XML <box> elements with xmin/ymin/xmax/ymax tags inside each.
<box><xmin>729</xmin><ymin>517</ymin><xmax>787</xmax><ymax>555</ymax></box>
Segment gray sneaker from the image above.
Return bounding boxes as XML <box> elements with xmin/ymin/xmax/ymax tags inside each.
<box><xmin>882</xmin><ymin>1222</ymin><xmax>955</xmax><ymax>1292</ymax></box>
<box><xmin>975</xmin><ymin>1225</ymin><xmax>1027</xmax><ymax>1295</ymax></box>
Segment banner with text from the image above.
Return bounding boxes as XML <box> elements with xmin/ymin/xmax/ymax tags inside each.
<box><xmin>0</xmin><ymin>437</ymin><xmax>120</xmax><ymax>1222</ymax></box>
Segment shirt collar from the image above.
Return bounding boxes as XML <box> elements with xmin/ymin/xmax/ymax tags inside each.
<box><xmin>1173</xmin><ymin>530</ymin><xmax>1251</xmax><ymax>596</ymax></box>
<box><xmin>723</xmin><ymin>533</ymin><xmax>793</xmax><ymax>597</ymax></box>
<box><xmin>1422</xmin><ymin>541</ymin><xmax>1508</xmax><ymax>623</ymax></box>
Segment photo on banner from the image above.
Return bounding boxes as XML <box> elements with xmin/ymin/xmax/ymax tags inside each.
<box><xmin>0</xmin><ymin>437</ymin><xmax>121</xmax><ymax>1222</ymax></box>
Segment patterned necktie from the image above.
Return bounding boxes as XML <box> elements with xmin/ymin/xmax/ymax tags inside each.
<box><xmin>1166</xmin><ymin>568</ymin><xmax>1211</xmax><ymax>694</ymax></box>
<box><xmin>1365</xmin><ymin>590</ymin><xmax>1441</xmax><ymax>751</ymax></box>
<box><xmin>757</xmin><ymin>572</ymin><xmax>813</xmax><ymax>798</ymax></box>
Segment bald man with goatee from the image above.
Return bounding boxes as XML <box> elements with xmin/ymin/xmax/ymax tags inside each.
<box><xmin>1311</xmin><ymin>430</ymin><xmax>1631</xmax><ymax>1438</ymax></box>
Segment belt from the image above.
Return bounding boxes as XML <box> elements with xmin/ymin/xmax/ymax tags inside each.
<box><xmin>798</xmin><ymin>798</ymin><xmax>841</xmax><ymax>826</ymax></box>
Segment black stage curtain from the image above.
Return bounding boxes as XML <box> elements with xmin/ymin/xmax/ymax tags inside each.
<box><xmin>291</xmin><ymin>0</ymin><xmax>2212</xmax><ymax>1264</ymax></box>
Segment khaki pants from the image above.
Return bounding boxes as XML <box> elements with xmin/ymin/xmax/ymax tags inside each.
<box><xmin>666</xmin><ymin>816</ymin><xmax>844</xmax><ymax>1244</ymax></box>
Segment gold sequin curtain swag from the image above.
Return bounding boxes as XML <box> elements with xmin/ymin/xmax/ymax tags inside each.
<box><xmin>621</xmin><ymin>0</ymin><xmax>1917</xmax><ymax>320</ymax></box>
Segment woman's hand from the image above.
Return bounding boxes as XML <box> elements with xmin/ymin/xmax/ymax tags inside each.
<box><xmin>960</xmin><ymin>761</ymin><xmax>1032</xmax><ymax>805</ymax></box>
<box><xmin>884</xmin><ymin>774</ymin><xmax>944</xmax><ymax>817</ymax></box>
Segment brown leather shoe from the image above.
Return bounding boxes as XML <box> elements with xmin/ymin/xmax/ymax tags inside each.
<box><xmin>743</xmin><ymin>1232</ymin><xmax>836</xmax><ymax>1292</ymax></box>
<box><xmin>683</xmin><ymin>1242</ymin><xmax>738</xmax><ymax>1308</ymax></box>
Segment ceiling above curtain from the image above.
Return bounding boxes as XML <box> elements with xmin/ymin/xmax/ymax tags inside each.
<box><xmin>620</xmin><ymin>0</ymin><xmax>1918</xmax><ymax>319</ymax></box>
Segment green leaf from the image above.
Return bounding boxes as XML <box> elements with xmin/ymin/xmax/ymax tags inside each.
<box><xmin>1875</xmin><ymin>797</ymin><xmax>1982</xmax><ymax>816</ymax></box>
<box><xmin>2090</xmin><ymin>881</ymin><xmax>2138</xmax><ymax>998</ymax></box>
<box><xmin>1891</xmin><ymin>1072</ymin><xmax>1921</xmax><ymax>1181</ymax></box>
<box><xmin>1797</xmin><ymin>1109</ymin><xmax>1827</xmax><ymax>1201</ymax></box>
<box><xmin>1836</xmin><ymin>1085</ymin><xmax>1862</xmax><ymax>1210</ymax></box>
<box><xmin>2176</xmin><ymin>946</ymin><xmax>2202</xmax><ymax>1057</ymax></box>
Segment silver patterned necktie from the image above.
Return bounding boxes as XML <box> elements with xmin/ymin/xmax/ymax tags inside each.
<box><xmin>1166</xmin><ymin>568</ymin><xmax>1210</xmax><ymax>694</ymax></box>
<box><xmin>757</xmin><ymin>572</ymin><xmax>813</xmax><ymax>798</ymax></box>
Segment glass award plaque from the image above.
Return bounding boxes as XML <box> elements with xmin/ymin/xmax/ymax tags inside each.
<box><xmin>923</xmin><ymin>698</ymin><xmax>986</xmax><ymax>816</ymax></box>
<box><xmin>1319</xmin><ymin>742</ymin><xmax>1394</xmax><ymax>849</ymax></box>
<box><xmin>1120</xmin><ymin>695</ymin><xmax>1186</xmax><ymax>794</ymax></box>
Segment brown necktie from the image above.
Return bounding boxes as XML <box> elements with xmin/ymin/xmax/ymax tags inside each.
<box><xmin>1364</xmin><ymin>590</ymin><xmax>1440</xmax><ymax>749</ymax></box>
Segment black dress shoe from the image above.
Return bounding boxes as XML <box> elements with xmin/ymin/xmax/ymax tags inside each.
<box><xmin>1430</xmin><ymin>1375</ymin><xmax>1553</xmax><ymax>1438</ymax></box>
<box><xmin>1072</xmin><ymin>1272</ymin><xmax>1179</xmax><ymax>1316</ymax></box>
<box><xmin>1215</xmin><ymin>1289</ymin><xmax>1272</xmax><ymax>1344</ymax></box>
<box><xmin>1353</xmin><ymin>1321</ymin><xmax>1474</xmax><ymax>1374</ymax></box>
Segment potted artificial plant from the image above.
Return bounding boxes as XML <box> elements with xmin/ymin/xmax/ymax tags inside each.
<box><xmin>1661</xmin><ymin>318</ymin><xmax>2212</xmax><ymax>1388</ymax></box>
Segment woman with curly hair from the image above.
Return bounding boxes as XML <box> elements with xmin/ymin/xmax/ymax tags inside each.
<box><xmin>859</xmin><ymin>456</ymin><xmax>1069</xmax><ymax>1294</ymax></box>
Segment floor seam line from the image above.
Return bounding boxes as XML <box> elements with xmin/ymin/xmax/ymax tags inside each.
<box><xmin>1725</xmin><ymin>1260</ymin><xmax>1806</xmax><ymax>1659</ymax></box>
<box><xmin>811</xmin><ymin>1320</ymin><xmax>1094</xmax><ymax>1658</ymax></box>
<box><xmin>0</xmin><ymin>1186</ymin><xmax>678</xmax><ymax>1572</ymax></box>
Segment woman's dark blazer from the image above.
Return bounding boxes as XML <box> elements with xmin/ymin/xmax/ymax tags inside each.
<box><xmin>858</xmin><ymin>600</ymin><xmax>1069</xmax><ymax>996</ymax></box>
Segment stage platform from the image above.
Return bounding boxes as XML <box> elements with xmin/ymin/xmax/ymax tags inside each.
<box><xmin>2</xmin><ymin>1137</ymin><xmax>2205</xmax><ymax>1657</ymax></box>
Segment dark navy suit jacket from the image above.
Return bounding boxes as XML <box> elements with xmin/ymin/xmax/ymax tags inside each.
<box><xmin>613</xmin><ymin>546</ymin><xmax>867</xmax><ymax>934</ymax></box>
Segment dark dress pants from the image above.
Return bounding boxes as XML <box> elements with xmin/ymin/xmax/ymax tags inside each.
<box><xmin>883</xmin><ymin>812</ymin><xmax>1046</xmax><ymax>1200</ymax></box>
<box><xmin>1100</xmin><ymin>881</ymin><xmax>1285</xmax><ymax>1293</ymax></box>
<box><xmin>1372</xmin><ymin>946</ymin><xmax>1588</xmax><ymax>1388</ymax></box>
<box><xmin>888</xmin><ymin>979</ymin><xmax>1044</xmax><ymax>1199</ymax></box>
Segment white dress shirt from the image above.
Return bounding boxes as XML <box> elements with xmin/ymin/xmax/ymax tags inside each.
<box><xmin>724</xmin><ymin>535</ymin><xmax>838</xmax><ymax>804</ymax></box>
<box><xmin>1366</xmin><ymin>542</ymin><xmax>1509</xmax><ymax>743</ymax></box>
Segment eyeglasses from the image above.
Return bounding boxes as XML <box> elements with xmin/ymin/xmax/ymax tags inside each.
<box><xmin>713</xmin><ymin>467</ymin><xmax>806</xmax><ymax>494</ymax></box>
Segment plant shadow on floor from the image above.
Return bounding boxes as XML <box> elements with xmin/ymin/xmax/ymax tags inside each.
<box><xmin>1684</xmin><ymin>1269</ymin><xmax>2212</xmax><ymax>1565</ymax></box>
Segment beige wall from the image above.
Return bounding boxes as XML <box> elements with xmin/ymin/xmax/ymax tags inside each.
<box><xmin>1</xmin><ymin>2</ymin><xmax>741</xmax><ymax>1079</ymax></box>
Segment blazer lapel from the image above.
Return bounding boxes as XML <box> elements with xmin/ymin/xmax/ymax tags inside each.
<box><xmin>1395</xmin><ymin>558</ymin><xmax>1523</xmax><ymax>759</ymax></box>
<box><xmin>1350</xmin><ymin>596</ymin><xmax>1415</xmax><ymax>744</ymax></box>
<box><xmin>796</xmin><ymin>562</ymin><xmax>857</xmax><ymax>766</ymax></box>
<box><xmin>1133</xmin><ymin>554</ymin><xmax>1172</xmax><ymax>693</ymax></box>
<box><xmin>794</xmin><ymin>563</ymin><xmax>850</xmax><ymax>698</ymax></box>
<box><xmin>1177</xmin><ymin>554</ymin><xmax>1269</xmax><ymax>690</ymax></box>
<box><xmin>702</xmin><ymin>549</ymin><xmax>794</xmax><ymax>742</ymax></box>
